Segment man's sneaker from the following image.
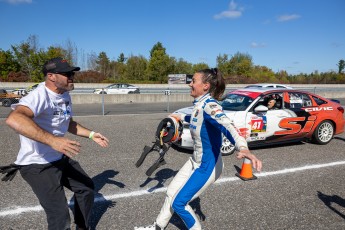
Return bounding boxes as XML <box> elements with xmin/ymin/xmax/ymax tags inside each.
<box><xmin>134</xmin><ymin>222</ymin><xmax>161</xmax><ymax>230</ymax></box>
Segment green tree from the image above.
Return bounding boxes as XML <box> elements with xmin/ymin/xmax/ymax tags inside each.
<box><xmin>124</xmin><ymin>55</ymin><xmax>148</xmax><ymax>81</ymax></box>
<box><xmin>112</xmin><ymin>61</ymin><xmax>126</xmax><ymax>82</ymax></box>
<box><xmin>230</xmin><ymin>52</ymin><xmax>253</xmax><ymax>76</ymax></box>
<box><xmin>46</xmin><ymin>46</ymin><xmax>66</xmax><ymax>59</ymax></box>
<box><xmin>175</xmin><ymin>58</ymin><xmax>193</xmax><ymax>74</ymax></box>
<box><xmin>117</xmin><ymin>53</ymin><xmax>127</xmax><ymax>63</ymax></box>
<box><xmin>96</xmin><ymin>52</ymin><xmax>110</xmax><ymax>78</ymax></box>
<box><xmin>146</xmin><ymin>43</ymin><xmax>170</xmax><ymax>83</ymax></box>
<box><xmin>275</xmin><ymin>70</ymin><xmax>289</xmax><ymax>83</ymax></box>
<box><xmin>192</xmin><ymin>63</ymin><xmax>209</xmax><ymax>73</ymax></box>
<box><xmin>216</xmin><ymin>54</ymin><xmax>232</xmax><ymax>76</ymax></box>
<box><xmin>10</xmin><ymin>35</ymin><xmax>55</xmax><ymax>82</ymax></box>
<box><xmin>11</xmin><ymin>41</ymin><xmax>35</xmax><ymax>78</ymax></box>
<box><xmin>0</xmin><ymin>49</ymin><xmax>20</xmax><ymax>80</ymax></box>
<box><xmin>167</xmin><ymin>57</ymin><xmax>193</xmax><ymax>75</ymax></box>
<box><xmin>149</xmin><ymin>42</ymin><xmax>165</xmax><ymax>58</ymax></box>
<box><xmin>216</xmin><ymin>52</ymin><xmax>253</xmax><ymax>78</ymax></box>
<box><xmin>337</xmin><ymin>59</ymin><xmax>345</xmax><ymax>74</ymax></box>
<box><xmin>250</xmin><ymin>65</ymin><xmax>276</xmax><ymax>83</ymax></box>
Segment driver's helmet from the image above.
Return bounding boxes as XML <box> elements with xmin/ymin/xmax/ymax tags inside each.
<box><xmin>155</xmin><ymin>116</ymin><xmax>183</xmax><ymax>143</ymax></box>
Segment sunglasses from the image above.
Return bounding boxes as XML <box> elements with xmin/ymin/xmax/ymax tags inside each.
<box><xmin>57</xmin><ymin>72</ymin><xmax>75</xmax><ymax>78</ymax></box>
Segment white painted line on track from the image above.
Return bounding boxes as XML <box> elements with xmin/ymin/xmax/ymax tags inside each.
<box><xmin>1</xmin><ymin>160</ymin><xmax>345</xmax><ymax>217</ymax></box>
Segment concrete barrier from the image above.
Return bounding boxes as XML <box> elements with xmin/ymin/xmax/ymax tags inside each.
<box><xmin>71</xmin><ymin>93</ymin><xmax>194</xmax><ymax>104</ymax></box>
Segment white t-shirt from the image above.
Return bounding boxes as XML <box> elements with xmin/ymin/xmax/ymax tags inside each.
<box><xmin>12</xmin><ymin>83</ymin><xmax>73</xmax><ymax>165</ymax></box>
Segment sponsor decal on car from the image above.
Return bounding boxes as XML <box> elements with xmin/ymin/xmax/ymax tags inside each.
<box><xmin>237</xmin><ymin>127</ymin><xmax>250</xmax><ymax>139</ymax></box>
<box><xmin>304</xmin><ymin>107</ymin><xmax>333</xmax><ymax>112</ymax></box>
<box><xmin>275</xmin><ymin>116</ymin><xmax>317</xmax><ymax>135</ymax></box>
<box><xmin>250</xmin><ymin>136</ymin><xmax>266</xmax><ymax>141</ymax></box>
<box><xmin>250</xmin><ymin>115</ymin><xmax>267</xmax><ymax>133</ymax></box>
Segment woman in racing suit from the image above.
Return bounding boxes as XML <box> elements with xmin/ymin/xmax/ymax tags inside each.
<box><xmin>137</xmin><ymin>68</ymin><xmax>262</xmax><ymax>230</ymax></box>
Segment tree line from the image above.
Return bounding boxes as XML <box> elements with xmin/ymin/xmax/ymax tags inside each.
<box><xmin>1</xmin><ymin>35</ymin><xmax>344</xmax><ymax>84</ymax></box>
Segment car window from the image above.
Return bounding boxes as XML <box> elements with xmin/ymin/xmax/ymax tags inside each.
<box><xmin>252</xmin><ymin>93</ymin><xmax>284</xmax><ymax>110</ymax></box>
<box><xmin>312</xmin><ymin>96</ymin><xmax>327</xmax><ymax>105</ymax></box>
<box><xmin>220</xmin><ymin>94</ymin><xmax>253</xmax><ymax>111</ymax></box>
<box><xmin>287</xmin><ymin>92</ymin><xmax>312</xmax><ymax>108</ymax></box>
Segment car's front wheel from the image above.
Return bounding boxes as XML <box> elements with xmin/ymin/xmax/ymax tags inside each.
<box><xmin>2</xmin><ymin>99</ymin><xmax>11</xmax><ymax>107</ymax></box>
<box><xmin>312</xmin><ymin>120</ymin><xmax>334</xmax><ymax>145</ymax></box>
<box><xmin>221</xmin><ymin>135</ymin><xmax>236</xmax><ymax>156</ymax></box>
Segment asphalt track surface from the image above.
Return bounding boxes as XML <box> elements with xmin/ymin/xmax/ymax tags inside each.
<box><xmin>1</xmin><ymin>103</ymin><xmax>345</xmax><ymax>229</ymax></box>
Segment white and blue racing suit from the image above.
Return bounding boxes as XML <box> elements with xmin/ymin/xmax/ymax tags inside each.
<box><xmin>156</xmin><ymin>93</ymin><xmax>249</xmax><ymax>230</ymax></box>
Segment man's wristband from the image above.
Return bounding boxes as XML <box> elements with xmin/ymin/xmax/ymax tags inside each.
<box><xmin>89</xmin><ymin>131</ymin><xmax>95</xmax><ymax>140</ymax></box>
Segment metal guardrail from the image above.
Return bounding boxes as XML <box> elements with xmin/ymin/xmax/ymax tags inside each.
<box><xmin>27</xmin><ymin>86</ymin><xmax>345</xmax><ymax>95</ymax></box>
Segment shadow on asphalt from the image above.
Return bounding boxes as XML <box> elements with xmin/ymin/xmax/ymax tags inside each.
<box><xmin>67</xmin><ymin>170</ymin><xmax>125</xmax><ymax>230</ymax></box>
<box><xmin>317</xmin><ymin>191</ymin><xmax>345</xmax><ymax>220</ymax></box>
<box><xmin>334</xmin><ymin>136</ymin><xmax>345</xmax><ymax>142</ymax></box>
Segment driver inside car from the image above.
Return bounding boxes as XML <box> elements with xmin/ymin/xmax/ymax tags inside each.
<box><xmin>267</xmin><ymin>98</ymin><xmax>277</xmax><ymax>110</ymax></box>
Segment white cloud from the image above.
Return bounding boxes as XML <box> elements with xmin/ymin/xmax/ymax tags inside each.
<box><xmin>214</xmin><ymin>0</ymin><xmax>243</xmax><ymax>19</ymax></box>
<box><xmin>277</xmin><ymin>14</ymin><xmax>301</xmax><ymax>22</ymax></box>
<box><xmin>1</xmin><ymin>0</ymin><xmax>32</xmax><ymax>4</ymax></box>
<box><xmin>250</xmin><ymin>42</ymin><xmax>266</xmax><ymax>48</ymax></box>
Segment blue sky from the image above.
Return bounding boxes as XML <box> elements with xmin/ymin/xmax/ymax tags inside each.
<box><xmin>0</xmin><ymin>0</ymin><xmax>344</xmax><ymax>75</ymax></box>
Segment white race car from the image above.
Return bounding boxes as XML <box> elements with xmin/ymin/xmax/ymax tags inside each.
<box><xmin>93</xmin><ymin>83</ymin><xmax>140</xmax><ymax>94</ymax></box>
<box><xmin>173</xmin><ymin>88</ymin><xmax>345</xmax><ymax>156</ymax></box>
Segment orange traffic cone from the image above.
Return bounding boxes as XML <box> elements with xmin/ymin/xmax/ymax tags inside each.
<box><xmin>236</xmin><ymin>158</ymin><xmax>257</xmax><ymax>181</ymax></box>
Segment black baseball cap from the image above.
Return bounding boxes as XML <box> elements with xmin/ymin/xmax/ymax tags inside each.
<box><xmin>42</xmin><ymin>57</ymin><xmax>80</xmax><ymax>75</ymax></box>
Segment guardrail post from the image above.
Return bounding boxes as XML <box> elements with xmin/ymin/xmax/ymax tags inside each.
<box><xmin>102</xmin><ymin>88</ymin><xmax>105</xmax><ymax>116</ymax></box>
<box><xmin>165</xmin><ymin>89</ymin><xmax>171</xmax><ymax>112</ymax></box>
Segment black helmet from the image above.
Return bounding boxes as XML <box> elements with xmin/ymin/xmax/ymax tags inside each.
<box><xmin>156</xmin><ymin>116</ymin><xmax>183</xmax><ymax>143</ymax></box>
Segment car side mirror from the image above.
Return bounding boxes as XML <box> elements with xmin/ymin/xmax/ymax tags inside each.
<box><xmin>254</xmin><ymin>105</ymin><xmax>269</xmax><ymax>113</ymax></box>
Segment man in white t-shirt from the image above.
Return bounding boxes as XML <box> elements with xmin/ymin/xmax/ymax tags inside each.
<box><xmin>4</xmin><ymin>57</ymin><xmax>109</xmax><ymax>230</ymax></box>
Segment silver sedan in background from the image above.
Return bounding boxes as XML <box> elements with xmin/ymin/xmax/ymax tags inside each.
<box><xmin>93</xmin><ymin>83</ymin><xmax>140</xmax><ymax>94</ymax></box>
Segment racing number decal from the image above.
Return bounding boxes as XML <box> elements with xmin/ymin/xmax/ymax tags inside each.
<box><xmin>251</xmin><ymin>116</ymin><xmax>267</xmax><ymax>133</ymax></box>
<box><xmin>275</xmin><ymin>116</ymin><xmax>316</xmax><ymax>135</ymax></box>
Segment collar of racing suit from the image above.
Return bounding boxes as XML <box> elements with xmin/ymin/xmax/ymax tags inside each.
<box><xmin>193</xmin><ymin>93</ymin><xmax>210</xmax><ymax>105</ymax></box>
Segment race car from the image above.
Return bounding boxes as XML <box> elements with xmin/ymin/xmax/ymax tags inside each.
<box><xmin>173</xmin><ymin>88</ymin><xmax>345</xmax><ymax>155</ymax></box>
